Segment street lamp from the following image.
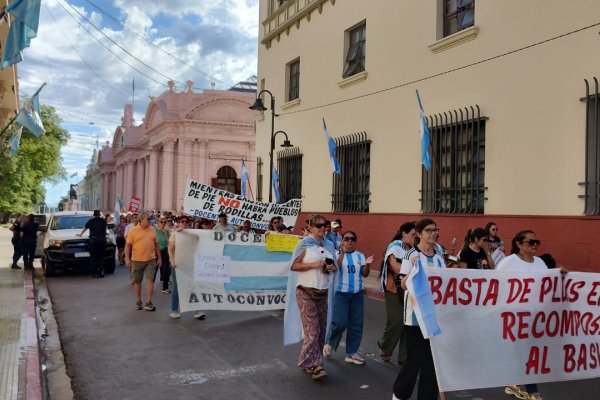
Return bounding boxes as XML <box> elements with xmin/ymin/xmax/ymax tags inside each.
<box><xmin>250</xmin><ymin>90</ymin><xmax>294</xmax><ymax>202</ymax></box>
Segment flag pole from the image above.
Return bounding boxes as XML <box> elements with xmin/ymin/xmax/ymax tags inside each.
<box><xmin>0</xmin><ymin>114</ymin><xmax>20</xmax><ymax>157</ymax></box>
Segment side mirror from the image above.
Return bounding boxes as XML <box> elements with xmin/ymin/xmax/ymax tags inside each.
<box><xmin>39</xmin><ymin>225</ymin><xmax>48</xmax><ymax>232</ymax></box>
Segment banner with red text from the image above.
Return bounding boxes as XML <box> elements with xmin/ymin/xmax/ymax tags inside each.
<box><xmin>427</xmin><ymin>268</ymin><xmax>600</xmax><ymax>391</ymax></box>
<box><xmin>182</xmin><ymin>177</ymin><xmax>302</xmax><ymax>230</ymax></box>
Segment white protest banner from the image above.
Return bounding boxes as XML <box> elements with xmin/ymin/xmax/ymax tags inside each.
<box><xmin>426</xmin><ymin>268</ymin><xmax>600</xmax><ymax>392</ymax></box>
<box><xmin>174</xmin><ymin>230</ymin><xmax>295</xmax><ymax>311</ymax></box>
<box><xmin>182</xmin><ymin>177</ymin><xmax>301</xmax><ymax>231</ymax></box>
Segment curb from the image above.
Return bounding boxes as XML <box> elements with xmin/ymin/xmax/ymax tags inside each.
<box><xmin>24</xmin><ymin>269</ymin><xmax>43</xmax><ymax>400</ymax></box>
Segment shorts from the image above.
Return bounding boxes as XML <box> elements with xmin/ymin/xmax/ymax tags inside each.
<box><xmin>131</xmin><ymin>259</ymin><xmax>157</xmax><ymax>283</ymax></box>
<box><xmin>116</xmin><ymin>236</ymin><xmax>126</xmax><ymax>249</ymax></box>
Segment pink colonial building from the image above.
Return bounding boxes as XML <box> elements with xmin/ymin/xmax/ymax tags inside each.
<box><xmin>98</xmin><ymin>80</ymin><xmax>256</xmax><ymax>213</ymax></box>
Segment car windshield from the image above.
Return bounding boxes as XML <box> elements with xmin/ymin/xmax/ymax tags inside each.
<box><xmin>54</xmin><ymin>215</ymin><xmax>92</xmax><ymax>229</ymax></box>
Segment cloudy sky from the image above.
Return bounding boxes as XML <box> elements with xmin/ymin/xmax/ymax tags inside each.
<box><xmin>16</xmin><ymin>0</ymin><xmax>259</xmax><ymax>206</ymax></box>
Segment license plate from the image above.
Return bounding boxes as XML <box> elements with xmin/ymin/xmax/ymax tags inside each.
<box><xmin>75</xmin><ymin>252</ymin><xmax>90</xmax><ymax>258</ymax></box>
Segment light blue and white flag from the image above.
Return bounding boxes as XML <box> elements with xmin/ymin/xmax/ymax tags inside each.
<box><xmin>1</xmin><ymin>0</ymin><xmax>42</xmax><ymax>69</ymax></box>
<box><xmin>322</xmin><ymin>118</ymin><xmax>341</xmax><ymax>175</ymax></box>
<box><xmin>114</xmin><ymin>196</ymin><xmax>123</xmax><ymax>225</ymax></box>
<box><xmin>15</xmin><ymin>82</ymin><xmax>46</xmax><ymax>137</ymax></box>
<box><xmin>416</xmin><ymin>90</ymin><xmax>432</xmax><ymax>170</ymax></box>
<box><xmin>405</xmin><ymin>257</ymin><xmax>441</xmax><ymax>339</ymax></box>
<box><xmin>7</xmin><ymin>126</ymin><xmax>23</xmax><ymax>157</ymax></box>
<box><xmin>241</xmin><ymin>160</ymin><xmax>250</xmax><ymax>199</ymax></box>
<box><xmin>272</xmin><ymin>167</ymin><xmax>281</xmax><ymax>203</ymax></box>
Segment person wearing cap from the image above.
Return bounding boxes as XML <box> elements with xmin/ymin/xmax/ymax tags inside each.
<box><xmin>77</xmin><ymin>210</ymin><xmax>108</xmax><ymax>277</ymax></box>
<box><xmin>213</xmin><ymin>212</ymin><xmax>236</xmax><ymax>233</ymax></box>
<box><xmin>326</xmin><ymin>220</ymin><xmax>342</xmax><ymax>250</ymax></box>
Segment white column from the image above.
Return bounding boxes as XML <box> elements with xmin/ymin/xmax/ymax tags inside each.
<box><xmin>191</xmin><ymin>140</ymin><xmax>199</xmax><ymax>181</ymax></box>
<box><xmin>147</xmin><ymin>150</ymin><xmax>158</xmax><ymax>210</ymax></box>
<box><xmin>162</xmin><ymin>140</ymin><xmax>175</xmax><ymax>211</ymax></box>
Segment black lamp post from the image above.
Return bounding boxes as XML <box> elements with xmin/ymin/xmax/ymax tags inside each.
<box><xmin>249</xmin><ymin>90</ymin><xmax>293</xmax><ymax>202</ymax></box>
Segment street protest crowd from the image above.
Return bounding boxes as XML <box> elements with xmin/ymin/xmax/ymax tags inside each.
<box><xmin>8</xmin><ymin>206</ymin><xmax>563</xmax><ymax>400</ymax></box>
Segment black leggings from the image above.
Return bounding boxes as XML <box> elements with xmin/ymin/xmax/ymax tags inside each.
<box><xmin>158</xmin><ymin>249</ymin><xmax>171</xmax><ymax>290</ymax></box>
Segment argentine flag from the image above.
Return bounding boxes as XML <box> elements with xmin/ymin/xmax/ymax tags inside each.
<box><xmin>241</xmin><ymin>160</ymin><xmax>250</xmax><ymax>199</ymax></box>
<box><xmin>416</xmin><ymin>90</ymin><xmax>432</xmax><ymax>170</ymax></box>
<box><xmin>15</xmin><ymin>83</ymin><xmax>46</xmax><ymax>137</ymax></box>
<box><xmin>1</xmin><ymin>0</ymin><xmax>42</xmax><ymax>69</ymax></box>
<box><xmin>405</xmin><ymin>257</ymin><xmax>441</xmax><ymax>339</ymax></box>
<box><xmin>322</xmin><ymin>119</ymin><xmax>341</xmax><ymax>175</ymax></box>
<box><xmin>272</xmin><ymin>167</ymin><xmax>281</xmax><ymax>203</ymax></box>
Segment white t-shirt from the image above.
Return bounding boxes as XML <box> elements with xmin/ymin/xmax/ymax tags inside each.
<box><xmin>496</xmin><ymin>253</ymin><xmax>547</xmax><ymax>272</ymax></box>
<box><xmin>296</xmin><ymin>245</ymin><xmax>333</xmax><ymax>290</ymax></box>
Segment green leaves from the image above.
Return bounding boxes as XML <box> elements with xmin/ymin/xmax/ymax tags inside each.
<box><xmin>0</xmin><ymin>105</ymin><xmax>69</xmax><ymax>214</ymax></box>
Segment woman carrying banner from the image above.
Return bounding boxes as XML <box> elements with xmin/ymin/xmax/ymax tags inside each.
<box><xmin>377</xmin><ymin>221</ymin><xmax>416</xmax><ymax>363</ymax></box>
<box><xmin>496</xmin><ymin>230</ymin><xmax>566</xmax><ymax>400</ymax></box>
<box><xmin>285</xmin><ymin>214</ymin><xmax>337</xmax><ymax>380</ymax></box>
<box><xmin>323</xmin><ymin>230</ymin><xmax>373</xmax><ymax>365</ymax></box>
<box><xmin>392</xmin><ymin>218</ymin><xmax>445</xmax><ymax>400</ymax></box>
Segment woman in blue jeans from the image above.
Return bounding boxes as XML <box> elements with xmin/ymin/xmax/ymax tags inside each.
<box><xmin>323</xmin><ymin>230</ymin><xmax>373</xmax><ymax>365</ymax></box>
<box><xmin>167</xmin><ymin>216</ymin><xmax>205</xmax><ymax>320</ymax></box>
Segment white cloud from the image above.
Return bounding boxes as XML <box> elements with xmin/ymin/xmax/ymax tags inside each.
<box><xmin>18</xmin><ymin>0</ymin><xmax>259</xmax><ymax>205</ymax></box>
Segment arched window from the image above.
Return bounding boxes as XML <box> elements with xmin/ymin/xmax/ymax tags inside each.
<box><xmin>213</xmin><ymin>166</ymin><xmax>240</xmax><ymax>194</ymax></box>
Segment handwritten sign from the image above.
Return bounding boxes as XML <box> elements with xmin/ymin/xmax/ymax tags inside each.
<box><xmin>266</xmin><ymin>234</ymin><xmax>300</xmax><ymax>252</ymax></box>
<box><xmin>194</xmin><ymin>254</ymin><xmax>231</xmax><ymax>283</ymax></box>
<box><xmin>425</xmin><ymin>269</ymin><xmax>600</xmax><ymax>391</ymax></box>
<box><xmin>182</xmin><ymin>178</ymin><xmax>302</xmax><ymax>230</ymax></box>
<box><xmin>128</xmin><ymin>196</ymin><xmax>141</xmax><ymax>212</ymax></box>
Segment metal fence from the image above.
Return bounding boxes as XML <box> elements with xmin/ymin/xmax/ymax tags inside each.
<box><xmin>277</xmin><ymin>147</ymin><xmax>302</xmax><ymax>202</ymax></box>
<box><xmin>331</xmin><ymin>131</ymin><xmax>371</xmax><ymax>212</ymax></box>
<box><xmin>421</xmin><ymin>106</ymin><xmax>486</xmax><ymax>214</ymax></box>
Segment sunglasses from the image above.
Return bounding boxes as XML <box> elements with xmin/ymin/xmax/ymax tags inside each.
<box><xmin>158</xmin><ymin>220</ymin><xmax>166</xmax><ymax>223</ymax></box>
<box><xmin>313</xmin><ymin>223</ymin><xmax>326</xmax><ymax>229</ymax></box>
<box><xmin>522</xmin><ymin>239</ymin><xmax>541</xmax><ymax>246</ymax></box>
<box><xmin>343</xmin><ymin>237</ymin><xmax>356</xmax><ymax>242</ymax></box>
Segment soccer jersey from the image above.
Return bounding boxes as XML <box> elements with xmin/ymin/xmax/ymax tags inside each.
<box><xmin>401</xmin><ymin>246</ymin><xmax>446</xmax><ymax>326</ymax></box>
<box><xmin>380</xmin><ymin>240</ymin><xmax>411</xmax><ymax>292</ymax></box>
<box><xmin>335</xmin><ymin>251</ymin><xmax>366</xmax><ymax>293</ymax></box>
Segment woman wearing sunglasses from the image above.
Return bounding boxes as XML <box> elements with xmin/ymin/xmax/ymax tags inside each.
<box><xmin>393</xmin><ymin>218</ymin><xmax>446</xmax><ymax>400</ymax></box>
<box><xmin>284</xmin><ymin>214</ymin><xmax>337</xmax><ymax>381</ymax></box>
<box><xmin>495</xmin><ymin>230</ymin><xmax>547</xmax><ymax>400</ymax></box>
<box><xmin>323</xmin><ymin>231</ymin><xmax>373</xmax><ymax>365</ymax></box>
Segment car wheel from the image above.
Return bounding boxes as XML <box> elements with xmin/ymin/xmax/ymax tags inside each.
<box><xmin>42</xmin><ymin>256</ymin><xmax>56</xmax><ymax>277</ymax></box>
<box><xmin>105</xmin><ymin>258</ymin><xmax>116</xmax><ymax>274</ymax></box>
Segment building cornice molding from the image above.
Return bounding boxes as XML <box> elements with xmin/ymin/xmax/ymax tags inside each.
<box><xmin>428</xmin><ymin>25</ymin><xmax>479</xmax><ymax>54</ymax></box>
<box><xmin>261</xmin><ymin>0</ymin><xmax>335</xmax><ymax>48</ymax></box>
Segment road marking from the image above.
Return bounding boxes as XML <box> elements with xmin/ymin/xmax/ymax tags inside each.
<box><xmin>162</xmin><ymin>359</ymin><xmax>288</xmax><ymax>385</ymax></box>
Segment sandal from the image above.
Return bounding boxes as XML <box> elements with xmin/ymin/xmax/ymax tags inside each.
<box><xmin>303</xmin><ymin>367</ymin><xmax>314</xmax><ymax>374</ymax></box>
<box><xmin>312</xmin><ymin>366</ymin><xmax>328</xmax><ymax>380</ymax></box>
<box><xmin>378</xmin><ymin>348</ymin><xmax>391</xmax><ymax>362</ymax></box>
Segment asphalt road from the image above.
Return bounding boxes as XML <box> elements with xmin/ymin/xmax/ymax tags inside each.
<box><xmin>44</xmin><ymin>265</ymin><xmax>600</xmax><ymax>400</ymax></box>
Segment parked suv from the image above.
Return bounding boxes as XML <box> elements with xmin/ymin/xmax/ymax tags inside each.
<box><xmin>41</xmin><ymin>211</ymin><xmax>116</xmax><ymax>277</ymax></box>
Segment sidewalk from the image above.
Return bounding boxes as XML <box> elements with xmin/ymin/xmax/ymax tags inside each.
<box><xmin>0</xmin><ymin>227</ymin><xmax>43</xmax><ymax>400</ymax></box>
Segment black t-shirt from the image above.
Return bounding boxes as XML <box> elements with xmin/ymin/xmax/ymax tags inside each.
<box><xmin>85</xmin><ymin>217</ymin><xmax>107</xmax><ymax>240</ymax></box>
<box><xmin>21</xmin><ymin>223</ymin><xmax>39</xmax><ymax>243</ymax></box>
<box><xmin>11</xmin><ymin>221</ymin><xmax>22</xmax><ymax>237</ymax></box>
<box><xmin>459</xmin><ymin>245</ymin><xmax>488</xmax><ymax>269</ymax></box>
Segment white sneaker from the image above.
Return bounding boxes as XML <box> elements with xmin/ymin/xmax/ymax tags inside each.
<box><xmin>169</xmin><ymin>311</ymin><xmax>181</xmax><ymax>319</ymax></box>
<box><xmin>323</xmin><ymin>344</ymin><xmax>332</xmax><ymax>358</ymax></box>
<box><xmin>194</xmin><ymin>311</ymin><xmax>206</xmax><ymax>320</ymax></box>
<box><xmin>344</xmin><ymin>353</ymin><xmax>365</xmax><ymax>365</ymax></box>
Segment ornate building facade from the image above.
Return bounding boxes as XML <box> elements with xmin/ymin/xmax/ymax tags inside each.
<box><xmin>98</xmin><ymin>81</ymin><xmax>256</xmax><ymax>213</ymax></box>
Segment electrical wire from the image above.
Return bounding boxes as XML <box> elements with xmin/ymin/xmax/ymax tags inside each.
<box><xmin>55</xmin><ymin>0</ymin><xmax>169</xmax><ymax>88</ymax></box>
<box><xmin>43</xmin><ymin>3</ymin><xmax>129</xmax><ymax>99</ymax></box>
<box><xmin>78</xmin><ymin>0</ymin><xmax>234</xmax><ymax>89</ymax></box>
<box><xmin>59</xmin><ymin>0</ymin><xmax>180</xmax><ymax>86</ymax></box>
<box><xmin>281</xmin><ymin>20</ymin><xmax>600</xmax><ymax>116</ymax></box>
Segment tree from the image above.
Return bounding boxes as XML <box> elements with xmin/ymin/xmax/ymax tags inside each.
<box><xmin>0</xmin><ymin>105</ymin><xmax>69</xmax><ymax>218</ymax></box>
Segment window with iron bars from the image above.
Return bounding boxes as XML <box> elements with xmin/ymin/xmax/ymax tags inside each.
<box><xmin>277</xmin><ymin>147</ymin><xmax>302</xmax><ymax>202</ymax></box>
<box><xmin>343</xmin><ymin>22</ymin><xmax>366</xmax><ymax>78</ymax></box>
<box><xmin>421</xmin><ymin>106</ymin><xmax>486</xmax><ymax>214</ymax></box>
<box><xmin>580</xmin><ymin>78</ymin><xmax>600</xmax><ymax>215</ymax></box>
<box><xmin>331</xmin><ymin>132</ymin><xmax>371</xmax><ymax>212</ymax></box>
<box><xmin>443</xmin><ymin>0</ymin><xmax>475</xmax><ymax>37</ymax></box>
<box><xmin>257</xmin><ymin>157</ymin><xmax>264</xmax><ymax>202</ymax></box>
